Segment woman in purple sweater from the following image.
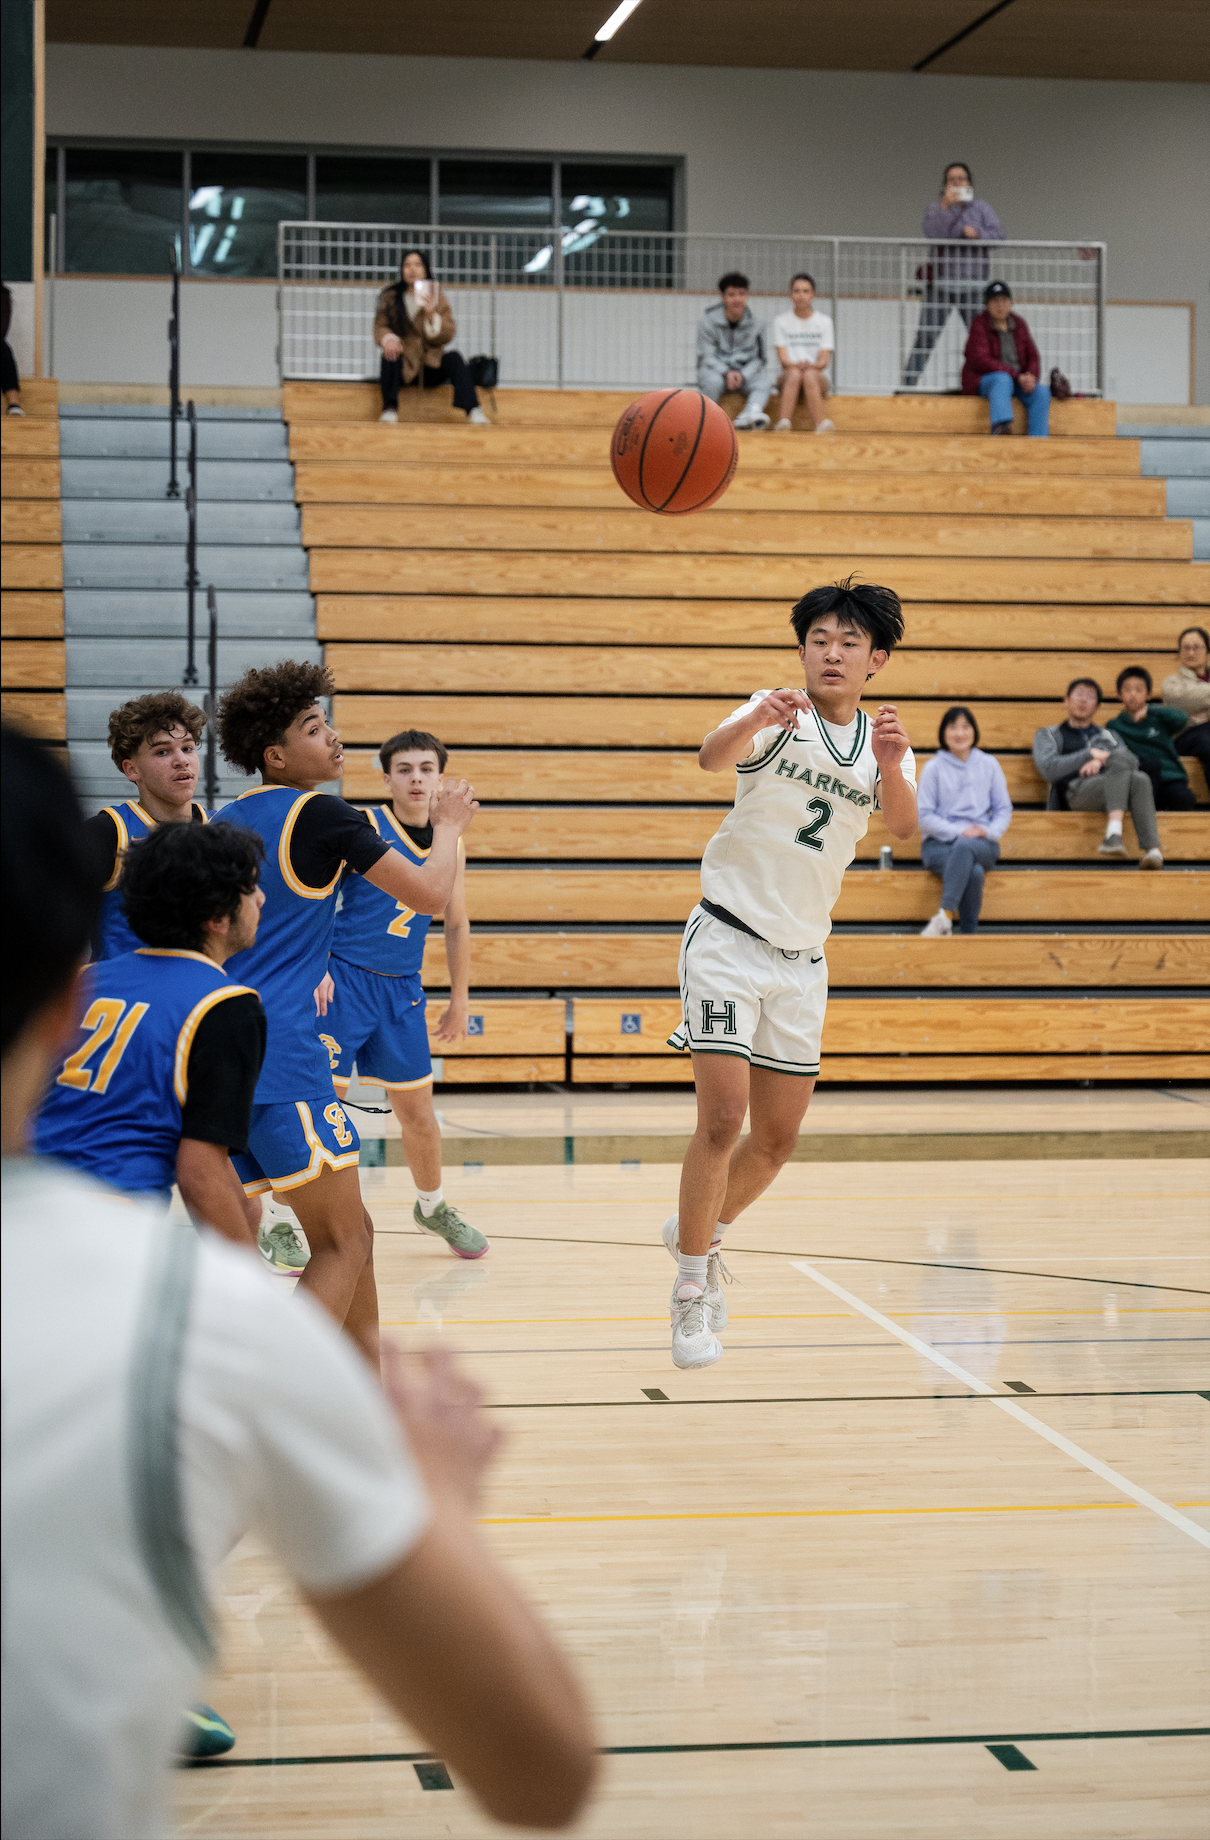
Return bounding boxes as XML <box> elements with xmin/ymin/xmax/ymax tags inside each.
<box><xmin>918</xmin><ymin>706</ymin><xmax>1012</xmax><ymax>937</ymax></box>
<box><xmin>903</xmin><ymin>162</ymin><xmax>1005</xmax><ymax>387</ymax></box>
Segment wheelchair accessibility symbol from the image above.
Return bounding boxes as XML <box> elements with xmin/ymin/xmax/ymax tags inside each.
<box><xmin>621</xmin><ymin>1012</ymin><xmax>642</xmax><ymax>1035</ymax></box>
<box><xmin>467</xmin><ymin>1015</ymin><xmax>485</xmax><ymax>1037</ymax></box>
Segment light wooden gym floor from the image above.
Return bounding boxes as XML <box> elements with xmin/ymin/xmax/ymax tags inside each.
<box><xmin>177</xmin><ymin>1088</ymin><xmax>1210</xmax><ymax>1839</ymax></box>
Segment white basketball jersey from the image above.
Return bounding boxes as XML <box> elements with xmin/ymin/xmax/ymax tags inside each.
<box><xmin>700</xmin><ymin>693</ymin><xmax>916</xmax><ymax>950</ymax></box>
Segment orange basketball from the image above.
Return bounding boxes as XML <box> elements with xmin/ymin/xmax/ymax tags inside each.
<box><xmin>610</xmin><ymin>388</ymin><xmax>738</xmax><ymax>516</ymax></box>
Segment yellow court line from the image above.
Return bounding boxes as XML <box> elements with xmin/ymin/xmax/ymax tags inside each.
<box><xmin>483</xmin><ymin>1501</ymin><xmax>1210</xmax><ymax>1527</ymax></box>
<box><xmin>383</xmin><ymin>1307</ymin><xmax>1209</xmax><ymax>1327</ymax></box>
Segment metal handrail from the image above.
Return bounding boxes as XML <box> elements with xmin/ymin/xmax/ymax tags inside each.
<box><xmin>182</xmin><ymin>401</ymin><xmax>199</xmax><ymax>687</ymax></box>
<box><xmin>167</xmin><ymin>249</ymin><xmax>182</xmax><ymax>499</ymax></box>
<box><xmin>203</xmin><ymin>584</ymin><xmax>219</xmax><ymax>811</ymax></box>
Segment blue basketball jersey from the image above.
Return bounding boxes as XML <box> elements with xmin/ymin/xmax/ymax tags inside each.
<box><xmin>330</xmin><ymin>806</ymin><xmax>433</xmax><ymax>978</ymax></box>
<box><xmin>215</xmin><ymin>786</ymin><xmax>349</xmax><ymax>1102</ymax></box>
<box><xmin>35</xmin><ymin>950</ymin><xmax>255</xmax><ymax>1198</ymax></box>
<box><xmin>94</xmin><ymin>800</ymin><xmax>209</xmax><ymax>960</ymax></box>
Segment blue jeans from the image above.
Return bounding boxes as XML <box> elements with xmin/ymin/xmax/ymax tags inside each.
<box><xmin>920</xmin><ymin>836</ymin><xmax>1001</xmax><ymax>932</ymax></box>
<box><xmin>979</xmin><ymin>371</ymin><xmax>1050</xmax><ymax>436</ymax></box>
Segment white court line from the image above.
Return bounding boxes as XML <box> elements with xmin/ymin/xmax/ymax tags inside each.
<box><xmin>790</xmin><ymin>1261</ymin><xmax>1210</xmax><ymax>1550</ymax></box>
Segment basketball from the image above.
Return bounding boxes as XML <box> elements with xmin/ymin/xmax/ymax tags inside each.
<box><xmin>610</xmin><ymin>387</ymin><xmax>738</xmax><ymax>516</ymax></box>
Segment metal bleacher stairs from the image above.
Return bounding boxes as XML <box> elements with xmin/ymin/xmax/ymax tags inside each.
<box><xmin>3</xmin><ymin>377</ymin><xmax>1207</xmax><ymax>1086</ymax></box>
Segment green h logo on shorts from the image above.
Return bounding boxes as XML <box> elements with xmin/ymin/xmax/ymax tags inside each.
<box><xmin>700</xmin><ymin>999</ymin><xmax>738</xmax><ymax>1036</ymax></box>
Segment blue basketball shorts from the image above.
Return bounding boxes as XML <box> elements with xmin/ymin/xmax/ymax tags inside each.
<box><xmin>323</xmin><ymin>959</ymin><xmax>433</xmax><ymax>1093</ymax></box>
<box><xmin>233</xmin><ymin>1097</ymin><xmax>361</xmax><ymax>1196</ymax></box>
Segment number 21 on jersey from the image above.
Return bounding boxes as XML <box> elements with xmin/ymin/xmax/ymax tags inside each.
<box><xmin>57</xmin><ymin>998</ymin><xmax>149</xmax><ymax>1093</ymax></box>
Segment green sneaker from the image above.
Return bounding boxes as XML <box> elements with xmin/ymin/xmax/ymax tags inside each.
<box><xmin>414</xmin><ymin>1199</ymin><xmax>488</xmax><ymax>1260</ymax></box>
<box><xmin>258</xmin><ymin>1215</ymin><xmax>310</xmax><ymax>1274</ymax></box>
<box><xmin>179</xmin><ymin>1703</ymin><xmax>235</xmax><ymax>1759</ymax></box>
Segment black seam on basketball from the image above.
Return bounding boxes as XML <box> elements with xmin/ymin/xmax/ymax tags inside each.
<box><xmin>637</xmin><ymin>390</ymin><xmax>683</xmax><ymax>513</ymax></box>
<box><xmin>674</xmin><ymin>411</ymin><xmax>738</xmax><ymax>514</ymax></box>
<box><xmin>656</xmin><ymin>390</ymin><xmax>708</xmax><ymax>514</ymax></box>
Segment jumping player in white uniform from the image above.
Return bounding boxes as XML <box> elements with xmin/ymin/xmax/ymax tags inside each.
<box><xmin>664</xmin><ymin>578</ymin><xmax>917</xmax><ymax>1368</ymax></box>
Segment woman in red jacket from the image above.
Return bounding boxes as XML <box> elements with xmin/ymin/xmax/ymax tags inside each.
<box><xmin>962</xmin><ymin>280</ymin><xmax>1051</xmax><ymax>436</ymax></box>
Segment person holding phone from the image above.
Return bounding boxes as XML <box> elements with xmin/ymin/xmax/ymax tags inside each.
<box><xmin>903</xmin><ymin>162</ymin><xmax>1005</xmax><ymax>387</ymax></box>
<box><xmin>373</xmin><ymin>249</ymin><xmax>489</xmax><ymax>425</ymax></box>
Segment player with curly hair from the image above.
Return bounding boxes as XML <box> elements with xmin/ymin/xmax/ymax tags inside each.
<box><xmin>81</xmin><ymin>690</ymin><xmax>209</xmax><ymax>960</ymax></box>
<box><xmin>213</xmin><ymin>661</ymin><xmax>478</xmax><ymax>1364</ymax></box>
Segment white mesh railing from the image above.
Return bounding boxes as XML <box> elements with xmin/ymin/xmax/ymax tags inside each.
<box><xmin>279</xmin><ymin>224</ymin><xmax>1105</xmax><ymax>396</ymax></box>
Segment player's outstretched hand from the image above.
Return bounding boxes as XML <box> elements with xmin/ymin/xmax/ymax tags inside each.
<box><xmin>431</xmin><ymin>779</ymin><xmax>479</xmax><ymax>834</ymax></box>
<box><xmin>432</xmin><ymin>1000</ymin><xmax>468</xmax><ymax>1044</ymax></box>
<box><xmin>752</xmin><ymin>688</ymin><xmax>813</xmax><ymax>734</ymax></box>
<box><xmin>871</xmin><ymin>703</ymin><xmax>911</xmax><ymax>768</ymax></box>
<box><xmin>314</xmin><ymin>970</ymin><xmax>335</xmax><ymax>1017</ymax></box>
<box><xmin>381</xmin><ymin>1341</ymin><xmax>502</xmax><ymax>1514</ymax></box>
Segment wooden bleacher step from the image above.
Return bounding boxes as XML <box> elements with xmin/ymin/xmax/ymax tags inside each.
<box><xmin>1</xmin><ymin>382</ymin><xmax>64</xmax><ymax>743</ymax></box>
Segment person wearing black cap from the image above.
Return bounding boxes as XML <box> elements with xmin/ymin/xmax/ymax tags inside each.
<box><xmin>961</xmin><ymin>281</ymin><xmax>1051</xmax><ymax>437</ymax></box>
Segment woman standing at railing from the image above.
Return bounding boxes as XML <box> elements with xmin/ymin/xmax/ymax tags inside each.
<box><xmin>903</xmin><ymin>161</ymin><xmax>1004</xmax><ymax>388</ymax></box>
<box><xmin>373</xmin><ymin>250</ymin><xmax>490</xmax><ymax>426</ymax></box>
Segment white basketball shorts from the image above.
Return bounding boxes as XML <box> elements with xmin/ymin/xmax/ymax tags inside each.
<box><xmin>667</xmin><ymin>904</ymin><xmax>827</xmax><ymax>1076</ymax></box>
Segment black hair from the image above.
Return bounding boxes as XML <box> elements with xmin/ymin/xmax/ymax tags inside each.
<box><xmin>938</xmin><ymin>705</ymin><xmax>980</xmax><ymax>750</ymax></box>
<box><xmin>790</xmin><ymin>272</ymin><xmax>816</xmax><ymax>291</ymax></box>
<box><xmin>1178</xmin><ymin>625</ymin><xmax>1210</xmax><ymax>651</ymax></box>
<box><xmin>400</xmin><ymin>248</ymin><xmax>434</xmax><ymax>281</ymax></box>
<box><xmin>1</xmin><ymin>724</ymin><xmax>102</xmax><ymax>1054</ymax></box>
<box><xmin>218</xmin><ymin>660</ymin><xmax>334</xmax><ymax>777</ymax></box>
<box><xmin>718</xmin><ymin>271</ymin><xmax>749</xmax><ymax>293</ymax></box>
<box><xmin>943</xmin><ymin>161</ymin><xmax>973</xmax><ymax>187</ymax></box>
<box><xmin>121</xmin><ymin>823</ymin><xmax>264</xmax><ymax>952</ymax></box>
<box><xmin>1066</xmin><ymin>676</ymin><xmax>1102</xmax><ymax>703</ymax></box>
<box><xmin>790</xmin><ymin>575</ymin><xmax>904</xmax><ymax>658</ymax></box>
<box><xmin>1116</xmin><ymin>665</ymin><xmax>1152</xmax><ymax>696</ymax></box>
<box><xmin>379</xmin><ymin>728</ymin><xmax>448</xmax><ymax>773</ymax></box>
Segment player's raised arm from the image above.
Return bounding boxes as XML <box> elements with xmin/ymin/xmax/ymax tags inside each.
<box><xmin>363</xmin><ymin>779</ymin><xmax>478</xmax><ymax>914</ymax></box>
<box><xmin>871</xmin><ymin>704</ymin><xmax>918</xmax><ymax>838</ymax></box>
<box><xmin>699</xmin><ymin>689</ymin><xmax>813</xmax><ymax>773</ymax></box>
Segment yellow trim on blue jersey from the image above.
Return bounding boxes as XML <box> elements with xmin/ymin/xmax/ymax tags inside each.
<box><xmin>333</xmin><ymin>1069</ymin><xmax>434</xmax><ymax>1092</ymax></box>
<box><xmin>173</xmin><ymin>983</ymin><xmax>259</xmax><ymax>1105</ymax></box>
<box><xmin>246</xmin><ymin>1101</ymin><xmax>361</xmax><ymax>1193</ymax></box>
<box><xmin>379</xmin><ymin>804</ymin><xmax>432</xmax><ymax>859</ymax></box>
<box><xmin>99</xmin><ymin>805</ymin><xmax>131</xmax><ymax>890</ymax></box>
<box><xmin>280</xmin><ymin>790</ymin><xmax>343</xmax><ymax>901</ymax></box>
<box><xmin>136</xmin><ymin>948</ymin><xmax>223</xmax><ymax>965</ymax></box>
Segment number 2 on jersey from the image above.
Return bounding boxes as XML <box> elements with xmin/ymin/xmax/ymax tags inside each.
<box><xmin>388</xmin><ymin>902</ymin><xmax>416</xmax><ymax>938</ymax></box>
<box><xmin>794</xmin><ymin>797</ymin><xmax>834</xmax><ymax>853</ymax></box>
<box><xmin>57</xmin><ymin>998</ymin><xmax>150</xmax><ymax>1093</ymax></box>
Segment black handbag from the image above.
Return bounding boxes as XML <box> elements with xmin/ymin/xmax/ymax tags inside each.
<box><xmin>469</xmin><ymin>354</ymin><xmax>499</xmax><ymax>390</ymax></box>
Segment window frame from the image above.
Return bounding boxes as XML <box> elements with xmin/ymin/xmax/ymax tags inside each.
<box><xmin>44</xmin><ymin>138</ymin><xmax>684</xmax><ymax>278</ymax></box>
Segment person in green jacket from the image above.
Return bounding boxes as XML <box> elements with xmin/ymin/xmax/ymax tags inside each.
<box><xmin>1107</xmin><ymin>668</ymin><xmax>1199</xmax><ymax>811</ymax></box>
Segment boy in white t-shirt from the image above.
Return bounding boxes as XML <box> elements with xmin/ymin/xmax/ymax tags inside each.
<box><xmin>662</xmin><ymin>579</ymin><xmax>917</xmax><ymax>1369</ymax></box>
<box><xmin>773</xmin><ymin>273</ymin><xmax>835</xmax><ymax>433</ymax></box>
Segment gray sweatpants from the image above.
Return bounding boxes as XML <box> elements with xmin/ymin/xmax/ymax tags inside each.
<box><xmin>1064</xmin><ymin>757</ymin><xmax>1159</xmax><ymax>850</ymax></box>
<box><xmin>699</xmin><ymin>357</ymin><xmax>773</xmax><ymax>409</ymax></box>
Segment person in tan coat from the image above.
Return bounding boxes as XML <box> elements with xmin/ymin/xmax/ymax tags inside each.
<box><xmin>1161</xmin><ymin>625</ymin><xmax>1210</xmax><ymax>777</ymax></box>
<box><xmin>373</xmin><ymin>249</ymin><xmax>488</xmax><ymax>425</ymax></box>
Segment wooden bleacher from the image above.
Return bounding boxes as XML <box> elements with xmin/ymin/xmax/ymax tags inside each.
<box><xmin>284</xmin><ymin>380</ymin><xmax>1209</xmax><ymax>1086</ymax></box>
<box><xmin>0</xmin><ymin>379</ymin><xmax>65</xmax><ymax>743</ymax></box>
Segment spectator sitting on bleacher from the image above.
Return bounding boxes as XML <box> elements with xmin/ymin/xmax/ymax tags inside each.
<box><xmin>772</xmin><ymin>274</ymin><xmax>834</xmax><ymax>434</ymax></box>
<box><xmin>917</xmin><ymin>705</ymin><xmax>1012</xmax><ymax>937</ymax></box>
<box><xmin>1106</xmin><ymin>667</ymin><xmax>1199</xmax><ymax>813</ymax></box>
<box><xmin>697</xmin><ymin>272</ymin><xmax>772</xmax><ymax>430</ymax></box>
<box><xmin>373</xmin><ymin>250</ymin><xmax>489</xmax><ymax>427</ymax></box>
<box><xmin>1161</xmin><ymin>625</ymin><xmax>1210</xmax><ymax>777</ymax></box>
<box><xmin>1032</xmin><ymin>677</ymin><xmax>1164</xmax><ymax>869</ymax></box>
<box><xmin>962</xmin><ymin>282</ymin><xmax>1050</xmax><ymax>437</ymax></box>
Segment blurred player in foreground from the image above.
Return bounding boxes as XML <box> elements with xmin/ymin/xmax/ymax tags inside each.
<box><xmin>2</xmin><ymin>723</ymin><xmax>596</xmax><ymax>1837</ymax></box>
<box><xmin>213</xmin><ymin>663</ymin><xmax>476</xmax><ymax>1363</ymax></box>
<box><xmin>664</xmin><ymin>578</ymin><xmax>917</xmax><ymax>1368</ymax></box>
<box><xmin>326</xmin><ymin>729</ymin><xmax>487</xmax><ymax>1259</ymax></box>
<box><xmin>83</xmin><ymin>690</ymin><xmax>209</xmax><ymax>961</ymax></box>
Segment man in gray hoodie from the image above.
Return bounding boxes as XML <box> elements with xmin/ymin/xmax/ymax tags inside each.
<box><xmin>696</xmin><ymin>271</ymin><xmax>772</xmax><ymax>429</ymax></box>
<box><xmin>1032</xmin><ymin>676</ymin><xmax>1164</xmax><ymax>868</ymax></box>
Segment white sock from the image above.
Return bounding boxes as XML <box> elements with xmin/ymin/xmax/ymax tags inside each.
<box><xmin>676</xmin><ymin>1252</ymin><xmax>708</xmax><ymax>1295</ymax></box>
<box><xmin>416</xmin><ymin>1186</ymin><xmax>444</xmax><ymax>1217</ymax></box>
<box><xmin>1105</xmin><ymin>818</ymin><xmax>1123</xmax><ymax>836</ymax></box>
<box><xmin>710</xmin><ymin>1221</ymin><xmax>727</xmax><ymax>1251</ymax></box>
